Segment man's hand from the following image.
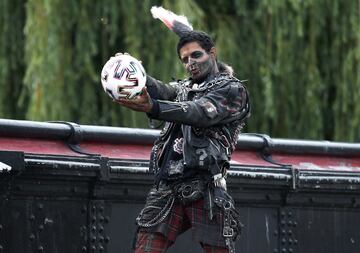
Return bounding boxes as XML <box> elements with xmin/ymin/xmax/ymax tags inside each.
<box><xmin>114</xmin><ymin>87</ymin><xmax>153</xmax><ymax>113</ymax></box>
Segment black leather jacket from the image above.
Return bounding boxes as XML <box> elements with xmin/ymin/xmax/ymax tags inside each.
<box><xmin>146</xmin><ymin>72</ymin><xmax>250</xmax><ymax>180</ymax></box>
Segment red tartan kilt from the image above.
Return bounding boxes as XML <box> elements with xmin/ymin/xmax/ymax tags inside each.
<box><xmin>140</xmin><ymin>198</ymin><xmax>226</xmax><ymax>248</ymax></box>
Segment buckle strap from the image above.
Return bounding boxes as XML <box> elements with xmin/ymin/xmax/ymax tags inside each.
<box><xmin>172</xmin><ymin>180</ymin><xmax>206</xmax><ymax>203</ymax></box>
<box><xmin>214</xmin><ymin>195</ymin><xmax>240</xmax><ymax>253</ymax></box>
<box><xmin>223</xmin><ymin>205</ymin><xmax>236</xmax><ymax>253</ymax></box>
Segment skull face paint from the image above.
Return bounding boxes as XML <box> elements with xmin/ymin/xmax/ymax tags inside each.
<box><xmin>179</xmin><ymin>41</ymin><xmax>217</xmax><ymax>83</ymax></box>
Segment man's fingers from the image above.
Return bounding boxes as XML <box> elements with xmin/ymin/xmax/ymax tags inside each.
<box><xmin>113</xmin><ymin>85</ymin><xmax>151</xmax><ymax>113</ymax></box>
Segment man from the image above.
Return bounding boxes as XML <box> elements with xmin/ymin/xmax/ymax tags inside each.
<box><xmin>115</xmin><ymin>29</ymin><xmax>250</xmax><ymax>253</ymax></box>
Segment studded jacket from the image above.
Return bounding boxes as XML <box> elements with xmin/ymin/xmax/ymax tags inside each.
<box><xmin>146</xmin><ymin>72</ymin><xmax>250</xmax><ymax>182</ymax></box>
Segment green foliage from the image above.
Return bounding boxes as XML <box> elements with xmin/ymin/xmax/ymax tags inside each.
<box><xmin>0</xmin><ymin>0</ymin><xmax>359</xmax><ymax>141</ymax></box>
<box><xmin>0</xmin><ymin>0</ymin><xmax>27</xmax><ymax>118</ymax></box>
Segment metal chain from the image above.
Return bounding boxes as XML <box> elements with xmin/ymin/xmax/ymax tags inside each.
<box><xmin>136</xmin><ymin>193</ymin><xmax>175</xmax><ymax>228</ymax></box>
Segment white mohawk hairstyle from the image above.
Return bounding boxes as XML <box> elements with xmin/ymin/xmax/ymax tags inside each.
<box><xmin>150</xmin><ymin>6</ymin><xmax>193</xmax><ymax>37</ymax></box>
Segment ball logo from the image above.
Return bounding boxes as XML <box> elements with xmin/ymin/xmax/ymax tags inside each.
<box><xmin>113</xmin><ymin>61</ymin><xmax>143</xmax><ymax>87</ymax></box>
<box><xmin>101</xmin><ymin>55</ymin><xmax>147</xmax><ymax>100</ymax></box>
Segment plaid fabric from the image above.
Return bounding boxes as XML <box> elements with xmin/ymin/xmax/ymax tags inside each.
<box><xmin>134</xmin><ymin>231</ymin><xmax>173</xmax><ymax>253</ymax></box>
<box><xmin>137</xmin><ymin>198</ymin><xmax>228</xmax><ymax>249</ymax></box>
<box><xmin>134</xmin><ymin>229</ymin><xmax>229</xmax><ymax>253</ymax></box>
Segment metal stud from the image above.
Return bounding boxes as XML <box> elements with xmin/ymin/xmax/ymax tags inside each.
<box><xmin>29</xmin><ymin>234</ymin><xmax>36</xmax><ymax>241</ymax></box>
<box><xmin>38</xmin><ymin>203</ymin><xmax>43</xmax><ymax>210</ymax></box>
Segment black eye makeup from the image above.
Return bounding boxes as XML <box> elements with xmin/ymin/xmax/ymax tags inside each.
<box><xmin>191</xmin><ymin>51</ymin><xmax>204</xmax><ymax>59</ymax></box>
<box><xmin>181</xmin><ymin>51</ymin><xmax>205</xmax><ymax>64</ymax></box>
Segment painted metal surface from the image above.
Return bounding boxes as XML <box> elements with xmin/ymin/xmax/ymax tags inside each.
<box><xmin>0</xmin><ymin>119</ymin><xmax>360</xmax><ymax>253</ymax></box>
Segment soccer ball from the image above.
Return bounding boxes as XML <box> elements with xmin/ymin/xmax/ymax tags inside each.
<box><xmin>101</xmin><ymin>54</ymin><xmax>147</xmax><ymax>100</ymax></box>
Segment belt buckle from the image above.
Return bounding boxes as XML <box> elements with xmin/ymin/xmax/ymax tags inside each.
<box><xmin>181</xmin><ymin>184</ymin><xmax>193</xmax><ymax>198</ymax></box>
<box><xmin>223</xmin><ymin>200</ymin><xmax>232</xmax><ymax>210</ymax></box>
<box><xmin>223</xmin><ymin>226</ymin><xmax>234</xmax><ymax>237</ymax></box>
